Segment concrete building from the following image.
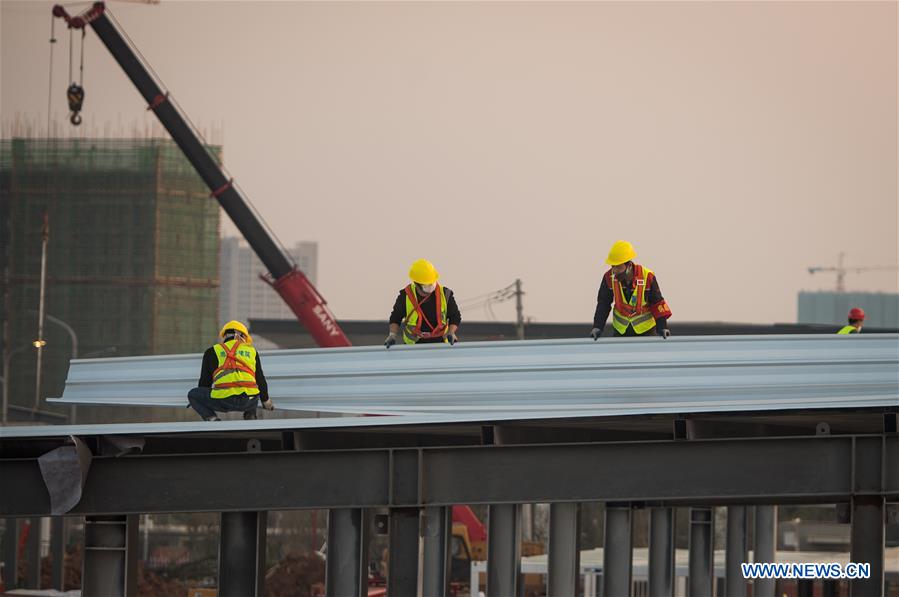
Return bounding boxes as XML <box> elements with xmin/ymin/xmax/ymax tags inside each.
<box><xmin>219</xmin><ymin>237</ymin><xmax>317</xmax><ymax>323</ymax></box>
<box><xmin>0</xmin><ymin>138</ymin><xmax>220</xmax><ymax>423</ymax></box>
<box><xmin>798</xmin><ymin>291</ymin><xmax>899</xmax><ymax>329</ymax></box>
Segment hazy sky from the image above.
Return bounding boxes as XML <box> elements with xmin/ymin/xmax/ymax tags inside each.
<box><xmin>2</xmin><ymin>1</ymin><xmax>897</xmax><ymax>326</ymax></box>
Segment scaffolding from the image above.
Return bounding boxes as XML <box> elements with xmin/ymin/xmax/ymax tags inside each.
<box><xmin>0</xmin><ymin>137</ymin><xmax>221</xmax><ymax>422</ymax></box>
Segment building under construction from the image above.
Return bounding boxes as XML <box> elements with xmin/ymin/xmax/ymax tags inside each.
<box><xmin>0</xmin><ymin>137</ymin><xmax>220</xmax><ymax>423</ymax></box>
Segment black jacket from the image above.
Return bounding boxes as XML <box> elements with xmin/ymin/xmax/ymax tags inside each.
<box><xmin>198</xmin><ymin>345</ymin><xmax>269</xmax><ymax>401</ymax></box>
<box><xmin>593</xmin><ymin>270</ymin><xmax>669</xmax><ymax>334</ymax></box>
<box><xmin>389</xmin><ymin>286</ymin><xmax>462</xmax><ymax>343</ymax></box>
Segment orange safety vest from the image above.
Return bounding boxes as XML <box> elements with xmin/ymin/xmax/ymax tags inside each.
<box><xmin>611</xmin><ymin>264</ymin><xmax>662</xmax><ymax>335</ymax></box>
<box><xmin>403</xmin><ymin>283</ymin><xmax>448</xmax><ymax>344</ymax></box>
<box><xmin>211</xmin><ymin>339</ymin><xmax>259</xmax><ymax>399</ymax></box>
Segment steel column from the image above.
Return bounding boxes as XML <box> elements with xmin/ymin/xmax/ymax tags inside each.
<box><xmin>82</xmin><ymin>515</ymin><xmax>138</xmax><ymax>597</ymax></box>
<box><xmin>548</xmin><ymin>502</ymin><xmax>580</xmax><ymax>596</ymax></box>
<box><xmin>649</xmin><ymin>507</ymin><xmax>675</xmax><ymax>597</ymax></box>
<box><xmin>421</xmin><ymin>506</ymin><xmax>451</xmax><ymax>597</ymax></box>
<box><xmin>387</xmin><ymin>508</ymin><xmax>420</xmax><ymax>597</ymax></box>
<box><xmin>2</xmin><ymin>518</ymin><xmax>18</xmax><ymax>589</ymax></box>
<box><xmin>51</xmin><ymin>517</ymin><xmax>65</xmax><ymax>590</ymax></box>
<box><xmin>753</xmin><ymin>506</ymin><xmax>777</xmax><ymax>597</ymax></box>
<box><xmin>688</xmin><ymin>507</ymin><xmax>714</xmax><ymax>597</ymax></box>
<box><xmin>326</xmin><ymin>508</ymin><xmax>368</xmax><ymax>597</ymax></box>
<box><xmin>726</xmin><ymin>506</ymin><xmax>748</xmax><ymax>597</ymax></box>
<box><xmin>26</xmin><ymin>517</ymin><xmax>41</xmax><ymax>589</ymax></box>
<box><xmin>219</xmin><ymin>511</ymin><xmax>266</xmax><ymax>597</ymax></box>
<box><xmin>603</xmin><ymin>503</ymin><xmax>633</xmax><ymax>597</ymax></box>
<box><xmin>850</xmin><ymin>495</ymin><xmax>884</xmax><ymax>597</ymax></box>
<box><xmin>487</xmin><ymin>503</ymin><xmax>521</xmax><ymax>597</ymax></box>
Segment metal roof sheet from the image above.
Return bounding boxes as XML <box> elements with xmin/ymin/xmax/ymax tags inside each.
<box><xmin>44</xmin><ymin>334</ymin><xmax>898</xmax><ymax>417</ymax></box>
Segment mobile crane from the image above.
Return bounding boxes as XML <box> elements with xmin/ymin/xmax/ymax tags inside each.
<box><xmin>52</xmin><ymin>2</ymin><xmax>350</xmax><ymax>347</ymax></box>
<box><xmin>51</xmin><ymin>3</ymin><xmax>519</xmax><ymax>583</ymax></box>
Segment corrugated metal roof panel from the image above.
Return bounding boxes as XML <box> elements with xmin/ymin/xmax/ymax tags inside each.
<box><xmin>45</xmin><ymin>334</ymin><xmax>899</xmax><ymax>417</ymax></box>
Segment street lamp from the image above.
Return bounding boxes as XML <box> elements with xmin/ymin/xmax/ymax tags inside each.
<box><xmin>2</xmin><ymin>343</ymin><xmax>34</xmax><ymax>425</ymax></box>
<box><xmin>29</xmin><ymin>310</ymin><xmax>78</xmax><ymax>423</ymax></box>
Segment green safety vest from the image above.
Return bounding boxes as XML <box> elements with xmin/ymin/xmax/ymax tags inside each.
<box><xmin>611</xmin><ymin>265</ymin><xmax>657</xmax><ymax>335</ymax></box>
<box><xmin>836</xmin><ymin>325</ymin><xmax>859</xmax><ymax>335</ymax></box>
<box><xmin>211</xmin><ymin>339</ymin><xmax>259</xmax><ymax>399</ymax></box>
<box><xmin>403</xmin><ymin>283</ymin><xmax>448</xmax><ymax>345</ymax></box>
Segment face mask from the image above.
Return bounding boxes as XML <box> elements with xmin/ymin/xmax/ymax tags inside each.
<box><xmin>419</xmin><ymin>283</ymin><xmax>437</xmax><ymax>294</ymax></box>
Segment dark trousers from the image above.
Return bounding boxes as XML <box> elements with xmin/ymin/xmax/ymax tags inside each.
<box><xmin>187</xmin><ymin>387</ymin><xmax>258</xmax><ymax>420</ymax></box>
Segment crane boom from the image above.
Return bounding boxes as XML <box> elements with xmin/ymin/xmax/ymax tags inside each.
<box><xmin>53</xmin><ymin>2</ymin><xmax>351</xmax><ymax>347</ymax></box>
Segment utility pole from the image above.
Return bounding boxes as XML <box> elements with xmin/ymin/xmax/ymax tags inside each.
<box><xmin>2</xmin><ymin>212</ymin><xmax>10</xmax><ymax>424</ymax></box>
<box><xmin>33</xmin><ymin>212</ymin><xmax>49</xmax><ymax>414</ymax></box>
<box><xmin>514</xmin><ymin>278</ymin><xmax>525</xmax><ymax>340</ymax></box>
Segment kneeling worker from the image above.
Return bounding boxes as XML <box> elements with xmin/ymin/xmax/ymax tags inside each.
<box><xmin>590</xmin><ymin>240</ymin><xmax>672</xmax><ymax>339</ymax></box>
<box><xmin>188</xmin><ymin>320</ymin><xmax>274</xmax><ymax>421</ymax></box>
<box><xmin>385</xmin><ymin>259</ymin><xmax>462</xmax><ymax>347</ymax></box>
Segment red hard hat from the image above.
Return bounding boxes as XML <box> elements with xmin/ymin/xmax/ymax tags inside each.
<box><xmin>848</xmin><ymin>307</ymin><xmax>866</xmax><ymax>320</ymax></box>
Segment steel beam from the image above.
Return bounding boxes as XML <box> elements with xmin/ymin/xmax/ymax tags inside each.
<box><xmin>3</xmin><ymin>436</ymin><xmax>898</xmax><ymax>516</ymax></box>
<box><xmin>219</xmin><ymin>511</ymin><xmax>266</xmax><ymax>597</ymax></box>
<box><xmin>421</xmin><ymin>506</ymin><xmax>450</xmax><ymax>597</ymax></box>
<box><xmin>753</xmin><ymin>506</ymin><xmax>777</xmax><ymax>597</ymax></box>
<box><xmin>548</xmin><ymin>502</ymin><xmax>580</xmax><ymax>596</ymax></box>
<box><xmin>850</xmin><ymin>495</ymin><xmax>885</xmax><ymax>597</ymax></box>
<box><xmin>387</xmin><ymin>508</ymin><xmax>419</xmax><ymax>597</ymax></box>
<box><xmin>726</xmin><ymin>506</ymin><xmax>748</xmax><ymax>597</ymax></box>
<box><xmin>603</xmin><ymin>503</ymin><xmax>633</xmax><ymax>597</ymax></box>
<box><xmin>51</xmin><ymin>516</ymin><xmax>65</xmax><ymax>590</ymax></box>
<box><xmin>326</xmin><ymin>508</ymin><xmax>368</xmax><ymax>597</ymax></box>
<box><xmin>487</xmin><ymin>503</ymin><xmax>521</xmax><ymax>597</ymax></box>
<box><xmin>688</xmin><ymin>507</ymin><xmax>714</xmax><ymax>597</ymax></box>
<box><xmin>649</xmin><ymin>507</ymin><xmax>675</xmax><ymax>597</ymax></box>
<box><xmin>82</xmin><ymin>515</ymin><xmax>138</xmax><ymax>597</ymax></box>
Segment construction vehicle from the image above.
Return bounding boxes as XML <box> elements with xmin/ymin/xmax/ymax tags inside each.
<box><xmin>449</xmin><ymin>506</ymin><xmax>545</xmax><ymax>593</ymax></box>
<box><xmin>52</xmin><ymin>2</ymin><xmax>350</xmax><ymax>348</ymax></box>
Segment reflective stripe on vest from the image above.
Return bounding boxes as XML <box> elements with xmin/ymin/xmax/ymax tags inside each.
<box><xmin>611</xmin><ymin>265</ymin><xmax>657</xmax><ymax>335</ymax></box>
<box><xmin>403</xmin><ymin>283</ymin><xmax>448</xmax><ymax>344</ymax></box>
<box><xmin>837</xmin><ymin>325</ymin><xmax>859</xmax><ymax>335</ymax></box>
<box><xmin>211</xmin><ymin>339</ymin><xmax>260</xmax><ymax>399</ymax></box>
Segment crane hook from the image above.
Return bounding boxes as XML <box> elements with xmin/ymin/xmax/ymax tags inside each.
<box><xmin>67</xmin><ymin>82</ymin><xmax>84</xmax><ymax>126</ymax></box>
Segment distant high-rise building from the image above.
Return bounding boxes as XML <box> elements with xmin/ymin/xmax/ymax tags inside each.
<box><xmin>0</xmin><ymin>138</ymin><xmax>221</xmax><ymax>423</ymax></box>
<box><xmin>219</xmin><ymin>237</ymin><xmax>318</xmax><ymax>323</ymax></box>
<box><xmin>798</xmin><ymin>291</ymin><xmax>899</xmax><ymax>328</ymax></box>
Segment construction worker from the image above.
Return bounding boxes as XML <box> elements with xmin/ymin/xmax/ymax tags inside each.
<box><xmin>187</xmin><ymin>320</ymin><xmax>274</xmax><ymax>421</ymax></box>
<box><xmin>590</xmin><ymin>240</ymin><xmax>672</xmax><ymax>339</ymax></box>
<box><xmin>837</xmin><ymin>308</ymin><xmax>865</xmax><ymax>334</ymax></box>
<box><xmin>385</xmin><ymin>259</ymin><xmax>462</xmax><ymax>348</ymax></box>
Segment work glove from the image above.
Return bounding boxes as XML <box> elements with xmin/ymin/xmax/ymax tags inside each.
<box><xmin>589</xmin><ymin>327</ymin><xmax>602</xmax><ymax>341</ymax></box>
<box><xmin>658</xmin><ymin>328</ymin><xmax>671</xmax><ymax>339</ymax></box>
<box><xmin>261</xmin><ymin>398</ymin><xmax>275</xmax><ymax>410</ymax></box>
<box><xmin>384</xmin><ymin>333</ymin><xmax>398</xmax><ymax>349</ymax></box>
<box><xmin>445</xmin><ymin>332</ymin><xmax>458</xmax><ymax>345</ymax></box>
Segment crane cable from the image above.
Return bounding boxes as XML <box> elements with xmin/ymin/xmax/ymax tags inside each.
<box><xmin>47</xmin><ymin>15</ymin><xmax>57</xmax><ymax>135</ymax></box>
<box><xmin>66</xmin><ymin>25</ymin><xmax>86</xmax><ymax>126</ymax></box>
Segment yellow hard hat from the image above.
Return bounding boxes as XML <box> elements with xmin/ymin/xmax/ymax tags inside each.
<box><xmin>219</xmin><ymin>320</ymin><xmax>249</xmax><ymax>339</ymax></box>
<box><xmin>408</xmin><ymin>259</ymin><xmax>439</xmax><ymax>285</ymax></box>
<box><xmin>606</xmin><ymin>240</ymin><xmax>636</xmax><ymax>266</ymax></box>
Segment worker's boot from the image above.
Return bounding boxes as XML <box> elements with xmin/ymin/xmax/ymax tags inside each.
<box><xmin>243</xmin><ymin>409</ymin><xmax>258</xmax><ymax>420</ymax></box>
